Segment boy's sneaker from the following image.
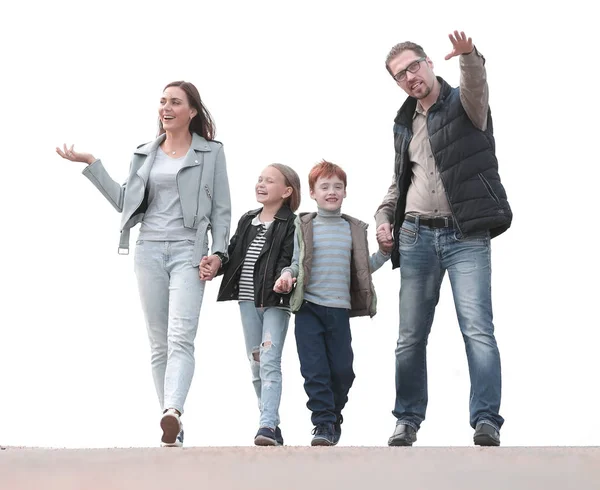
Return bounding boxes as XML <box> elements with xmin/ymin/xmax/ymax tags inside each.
<box><xmin>333</xmin><ymin>414</ymin><xmax>343</xmax><ymax>446</ymax></box>
<box><xmin>311</xmin><ymin>423</ymin><xmax>336</xmax><ymax>446</ymax></box>
<box><xmin>254</xmin><ymin>427</ymin><xmax>282</xmax><ymax>446</ymax></box>
<box><xmin>160</xmin><ymin>408</ymin><xmax>182</xmax><ymax>446</ymax></box>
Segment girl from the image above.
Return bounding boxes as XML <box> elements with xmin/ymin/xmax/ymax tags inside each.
<box><xmin>202</xmin><ymin>164</ymin><xmax>300</xmax><ymax>446</ymax></box>
<box><xmin>56</xmin><ymin>81</ymin><xmax>231</xmax><ymax>447</ymax></box>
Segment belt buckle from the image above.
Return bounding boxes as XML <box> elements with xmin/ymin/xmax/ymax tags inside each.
<box><xmin>444</xmin><ymin>216</ymin><xmax>449</xmax><ymax>228</ymax></box>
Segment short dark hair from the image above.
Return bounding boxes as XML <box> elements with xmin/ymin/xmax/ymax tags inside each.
<box><xmin>385</xmin><ymin>42</ymin><xmax>427</xmax><ymax>77</ymax></box>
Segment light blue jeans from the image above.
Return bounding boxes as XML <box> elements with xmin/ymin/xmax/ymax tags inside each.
<box><xmin>134</xmin><ymin>240</ymin><xmax>205</xmax><ymax>414</ymax></box>
<box><xmin>394</xmin><ymin>217</ymin><xmax>504</xmax><ymax>431</ymax></box>
<box><xmin>239</xmin><ymin>301</ymin><xmax>290</xmax><ymax>429</ymax></box>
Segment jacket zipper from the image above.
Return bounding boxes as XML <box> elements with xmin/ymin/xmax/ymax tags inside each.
<box><xmin>478</xmin><ymin>173</ymin><xmax>500</xmax><ymax>204</ymax></box>
<box><xmin>124</xmin><ymin>173</ymin><xmax>146</xmax><ymax>226</ymax></box>
<box><xmin>260</xmin><ymin>240</ymin><xmax>274</xmax><ymax>310</ymax></box>
<box><xmin>260</xmin><ymin>216</ymin><xmax>283</xmax><ymax>309</ymax></box>
<box><xmin>426</xmin><ymin>113</ymin><xmax>463</xmax><ymax>237</ymax></box>
<box><xmin>175</xmin><ymin>159</ymin><xmax>200</xmax><ymax>227</ymax></box>
<box><xmin>394</xmin><ymin>133</ymin><xmax>413</xmax><ymax>244</ymax></box>
<box><xmin>220</xmin><ymin>261</ymin><xmax>245</xmax><ymax>294</ymax></box>
<box><xmin>194</xmin><ymin>156</ymin><xmax>203</xmax><ymax>224</ymax></box>
<box><xmin>218</xmin><ymin>219</ymin><xmax>252</xmax><ymax>294</ymax></box>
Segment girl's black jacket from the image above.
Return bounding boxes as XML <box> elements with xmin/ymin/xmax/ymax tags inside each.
<box><xmin>216</xmin><ymin>205</ymin><xmax>296</xmax><ymax>308</ymax></box>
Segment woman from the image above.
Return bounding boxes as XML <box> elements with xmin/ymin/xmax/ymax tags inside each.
<box><xmin>56</xmin><ymin>81</ymin><xmax>231</xmax><ymax>447</ymax></box>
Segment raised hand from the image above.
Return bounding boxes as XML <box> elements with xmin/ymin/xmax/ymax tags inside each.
<box><xmin>56</xmin><ymin>144</ymin><xmax>96</xmax><ymax>165</ymax></box>
<box><xmin>274</xmin><ymin>271</ymin><xmax>295</xmax><ymax>294</ymax></box>
<box><xmin>444</xmin><ymin>30</ymin><xmax>474</xmax><ymax>60</ymax></box>
<box><xmin>199</xmin><ymin>255</ymin><xmax>221</xmax><ymax>281</ymax></box>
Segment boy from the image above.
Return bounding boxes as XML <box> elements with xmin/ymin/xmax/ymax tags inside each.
<box><xmin>274</xmin><ymin>160</ymin><xmax>390</xmax><ymax>446</ymax></box>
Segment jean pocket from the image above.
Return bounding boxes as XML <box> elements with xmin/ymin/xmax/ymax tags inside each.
<box><xmin>453</xmin><ymin>230</ymin><xmax>490</xmax><ymax>243</ymax></box>
<box><xmin>399</xmin><ymin>222</ymin><xmax>418</xmax><ymax>247</ymax></box>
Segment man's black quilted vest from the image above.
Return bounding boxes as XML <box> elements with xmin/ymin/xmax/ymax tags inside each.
<box><xmin>391</xmin><ymin>77</ymin><xmax>512</xmax><ymax>268</ymax></box>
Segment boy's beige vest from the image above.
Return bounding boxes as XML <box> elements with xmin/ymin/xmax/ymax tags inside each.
<box><xmin>290</xmin><ymin>212</ymin><xmax>377</xmax><ymax>318</ymax></box>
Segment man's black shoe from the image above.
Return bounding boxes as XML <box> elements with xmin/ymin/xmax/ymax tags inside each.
<box><xmin>388</xmin><ymin>423</ymin><xmax>417</xmax><ymax>447</ymax></box>
<box><xmin>473</xmin><ymin>422</ymin><xmax>500</xmax><ymax>447</ymax></box>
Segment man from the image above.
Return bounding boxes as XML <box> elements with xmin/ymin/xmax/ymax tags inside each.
<box><xmin>375</xmin><ymin>31</ymin><xmax>512</xmax><ymax>447</ymax></box>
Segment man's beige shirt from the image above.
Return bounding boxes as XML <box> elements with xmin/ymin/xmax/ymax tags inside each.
<box><xmin>375</xmin><ymin>49</ymin><xmax>489</xmax><ymax>227</ymax></box>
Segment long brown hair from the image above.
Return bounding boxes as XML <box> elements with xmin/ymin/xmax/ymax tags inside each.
<box><xmin>269</xmin><ymin>164</ymin><xmax>301</xmax><ymax>212</ymax></box>
<box><xmin>159</xmin><ymin>81</ymin><xmax>216</xmax><ymax>140</ymax></box>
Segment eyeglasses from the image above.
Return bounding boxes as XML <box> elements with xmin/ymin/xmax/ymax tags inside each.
<box><xmin>392</xmin><ymin>57</ymin><xmax>426</xmax><ymax>82</ymax></box>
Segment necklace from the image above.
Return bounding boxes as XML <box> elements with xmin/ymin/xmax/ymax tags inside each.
<box><xmin>163</xmin><ymin>140</ymin><xmax>190</xmax><ymax>156</ymax></box>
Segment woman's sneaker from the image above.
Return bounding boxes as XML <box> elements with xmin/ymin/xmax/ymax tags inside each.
<box><xmin>161</xmin><ymin>429</ymin><xmax>184</xmax><ymax>448</ymax></box>
<box><xmin>254</xmin><ymin>427</ymin><xmax>283</xmax><ymax>446</ymax></box>
<box><xmin>160</xmin><ymin>409</ymin><xmax>182</xmax><ymax>447</ymax></box>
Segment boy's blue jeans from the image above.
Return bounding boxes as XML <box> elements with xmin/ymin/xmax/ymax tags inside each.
<box><xmin>295</xmin><ymin>301</ymin><xmax>355</xmax><ymax>426</ymax></box>
<box><xmin>394</xmin><ymin>217</ymin><xmax>504</xmax><ymax>431</ymax></box>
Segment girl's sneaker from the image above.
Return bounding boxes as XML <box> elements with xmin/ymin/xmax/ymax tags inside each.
<box><xmin>160</xmin><ymin>409</ymin><xmax>182</xmax><ymax>447</ymax></box>
<box><xmin>274</xmin><ymin>426</ymin><xmax>284</xmax><ymax>446</ymax></box>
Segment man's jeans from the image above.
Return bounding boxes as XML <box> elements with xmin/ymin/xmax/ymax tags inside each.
<box><xmin>239</xmin><ymin>301</ymin><xmax>290</xmax><ymax>429</ymax></box>
<box><xmin>134</xmin><ymin>240</ymin><xmax>205</xmax><ymax>415</ymax></box>
<box><xmin>394</xmin><ymin>217</ymin><xmax>503</xmax><ymax>431</ymax></box>
<box><xmin>295</xmin><ymin>301</ymin><xmax>355</xmax><ymax>426</ymax></box>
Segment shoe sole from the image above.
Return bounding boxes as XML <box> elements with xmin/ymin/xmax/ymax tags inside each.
<box><xmin>161</xmin><ymin>441</ymin><xmax>183</xmax><ymax>448</ymax></box>
<box><xmin>474</xmin><ymin>434</ymin><xmax>500</xmax><ymax>447</ymax></box>
<box><xmin>311</xmin><ymin>437</ymin><xmax>335</xmax><ymax>447</ymax></box>
<box><xmin>160</xmin><ymin>414</ymin><xmax>180</xmax><ymax>445</ymax></box>
<box><xmin>254</xmin><ymin>435</ymin><xmax>280</xmax><ymax>446</ymax></box>
<box><xmin>388</xmin><ymin>438</ymin><xmax>414</xmax><ymax>447</ymax></box>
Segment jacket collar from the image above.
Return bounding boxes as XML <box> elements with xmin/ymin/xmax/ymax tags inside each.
<box><xmin>134</xmin><ymin>132</ymin><xmax>212</xmax><ymax>182</ymax></box>
<box><xmin>134</xmin><ymin>132</ymin><xmax>212</xmax><ymax>156</ymax></box>
<box><xmin>394</xmin><ymin>76</ymin><xmax>452</xmax><ymax>127</ymax></box>
<box><xmin>247</xmin><ymin>205</ymin><xmax>294</xmax><ymax>221</ymax></box>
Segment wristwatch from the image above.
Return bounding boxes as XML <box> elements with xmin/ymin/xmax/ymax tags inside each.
<box><xmin>213</xmin><ymin>252</ymin><xmax>228</xmax><ymax>265</ymax></box>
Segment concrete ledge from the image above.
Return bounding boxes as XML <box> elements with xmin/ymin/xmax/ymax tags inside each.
<box><xmin>1</xmin><ymin>446</ymin><xmax>599</xmax><ymax>489</ymax></box>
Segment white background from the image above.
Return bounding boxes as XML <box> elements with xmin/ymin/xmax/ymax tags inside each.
<box><xmin>1</xmin><ymin>0</ymin><xmax>598</xmax><ymax>448</ymax></box>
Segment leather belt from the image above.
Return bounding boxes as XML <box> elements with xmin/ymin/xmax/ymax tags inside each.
<box><xmin>405</xmin><ymin>214</ymin><xmax>454</xmax><ymax>229</ymax></box>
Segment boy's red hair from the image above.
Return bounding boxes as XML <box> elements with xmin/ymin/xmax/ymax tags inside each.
<box><xmin>308</xmin><ymin>160</ymin><xmax>347</xmax><ymax>191</ymax></box>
